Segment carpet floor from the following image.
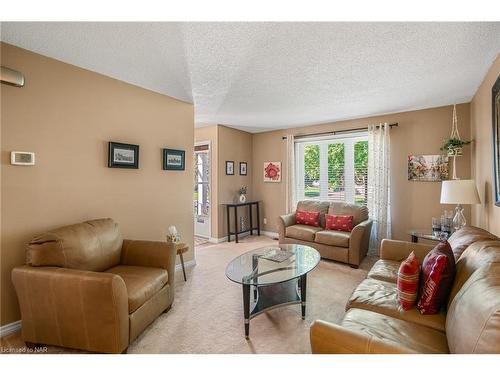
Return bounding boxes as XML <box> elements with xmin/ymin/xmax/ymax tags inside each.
<box><xmin>1</xmin><ymin>235</ymin><xmax>376</xmax><ymax>354</ymax></box>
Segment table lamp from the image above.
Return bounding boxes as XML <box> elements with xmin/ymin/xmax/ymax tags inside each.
<box><xmin>440</xmin><ymin>179</ymin><xmax>480</xmax><ymax>230</ymax></box>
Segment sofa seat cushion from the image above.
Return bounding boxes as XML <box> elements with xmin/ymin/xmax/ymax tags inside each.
<box><xmin>347</xmin><ymin>278</ymin><xmax>446</xmax><ymax>332</ymax></box>
<box><xmin>367</xmin><ymin>259</ymin><xmax>400</xmax><ymax>283</ymax></box>
<box><xmin>341</xmin><ymin>308</ymin><xmax>449</xmax><ymax>354</ymax></box>
<box><xmin>285</xmin><ymin>224</ymin><xmax>323</xmax><ymax>242</ymax></box>
<box><xmin>106</xmin><ymin>265</ymin><xmax>168</xmax><ymax>313</ymax></box>
<box><xmin>315</xmin><ymin>230</ymin><xmax>350</xmax><ymax>248</ymax></box>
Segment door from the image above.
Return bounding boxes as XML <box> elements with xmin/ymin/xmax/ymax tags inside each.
<box><xmin>194</xmin><ymin>142</ymin><xmax>211</xmax><ymax>238</ymax></box>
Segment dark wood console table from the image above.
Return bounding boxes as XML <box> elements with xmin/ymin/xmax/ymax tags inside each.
<box><xmin>223</xmin><ymin>201</ymin><xmax>260</xmax><ymax>243</ymax></box>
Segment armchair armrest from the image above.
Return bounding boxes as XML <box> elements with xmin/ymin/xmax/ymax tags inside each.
<box><xmin>12</xmin><ymin>266</ymin><xmax>129</xmax><ymax>353</ymax></box>
<box><xmin>348</xmin><ymin>219</ymin><xmax>373</xmax><ymax>266</ymax></box>
<box><xmin>278</xmin><ymin>212</ymin><xmax>296</xmax><ymax>243</ymax></box>
<box><xmin>121</xmin><ymin>239</ymin><xmax>176</xmax><ymax>285</ymax></box>
<box><xmin>310</xmin><ymin>320</ymin><xmax>417</xmax><ymax>354</ymax></box>
<box><xmin>379</xmin><ymin>239</ymin><xmax>434</xmax><ymax>263</ymax></box>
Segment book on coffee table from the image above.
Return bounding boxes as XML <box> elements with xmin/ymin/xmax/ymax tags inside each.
<box><xmin>260</xmin><ymin>247</ymin><xmax>294</xmax><ymax>263</ymax></box>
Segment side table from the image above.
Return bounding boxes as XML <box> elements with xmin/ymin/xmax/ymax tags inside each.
<box><xmin>175</xmin><ymin>242</ymin><xmax>189</xmax><ymax>281</ymax></box>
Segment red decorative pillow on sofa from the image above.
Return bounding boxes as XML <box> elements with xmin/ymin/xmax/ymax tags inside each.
<box><xmin>295</xmin><ymin>210</ymin><xmax>320</xmax><ymax>227</ymax></box>
<box><xmin>397</xmin><ymin>251</ymin><xmax>420</xmax><ymax>310</ymax></box>
<box><xmin>417</xmin><ymin>241</ymin><xmax>456</xmax><ymax>314</ymax></box>
<box><xmin>325</xmin><ymin>214</ymin><xmax>354</xmax><ymax>232</ymax></box>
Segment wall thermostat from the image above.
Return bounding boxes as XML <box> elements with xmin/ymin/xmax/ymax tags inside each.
<box><xmin>11</xmin><ymin>151</ymin><xmax>35</xmax><ymax>165</ymax></box>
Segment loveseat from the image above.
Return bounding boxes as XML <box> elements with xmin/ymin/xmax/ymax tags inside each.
<box><xmin>310</xmin><ymin>226</ymin><xmax>500</xmax><ymax>353</ymax></box>
<box><xmin>278</xmin><ymin>200</ymin><xmax>372</xmax><ymax>267</ymax></box>
<box><xmin>12</xmin><ymin>218</ymin><xmax>176</xmax><ymax>353</ymax></box>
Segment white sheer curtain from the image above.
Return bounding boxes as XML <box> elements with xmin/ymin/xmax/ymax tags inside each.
<box><xmin>367</xmin><ymin>123</ymin><xmax>392</xmax><ymax>252</ymax></box>
<box><xmin>285</xmin><ymin>134</ymin><xmax>296</xmax><ymax>212</ymax></box>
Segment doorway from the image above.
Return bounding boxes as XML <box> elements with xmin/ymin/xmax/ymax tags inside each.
<box><xmin>194</xmin><ymin>142</ymin><xmax>211</xmax><ymax>239</ymax></box>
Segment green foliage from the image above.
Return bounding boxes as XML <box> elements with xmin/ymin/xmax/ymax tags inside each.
<box><xmin>304</xmin><ymin>145</ymin><xmax>320</xmax><ymax>183</ymax></box>
<box><xmin>354</xmin><ymin>141</ymin><xmax>368</xmax><ymax>185</ymax></box>
<box><xmin>440</xmin><ymin>138</ymin><xmax>471</xmax><ymax>152</ymax></box>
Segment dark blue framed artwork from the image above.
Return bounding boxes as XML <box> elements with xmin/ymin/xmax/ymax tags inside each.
<box><xmin>163</xmin><ymin>148</ymin><xmax>185</xmax><ymax>171</ymax></box>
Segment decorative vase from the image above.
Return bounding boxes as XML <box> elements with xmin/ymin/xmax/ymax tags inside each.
<box><xmin>239</xmin><ymin>194</ymin><xmax>246</xmax><ymax>203</ymax></box>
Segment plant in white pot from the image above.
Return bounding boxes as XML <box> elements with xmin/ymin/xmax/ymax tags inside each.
<box><xmin>441</xmin><ymin>104</ymin><xmax>471</xmax><ymax>179</ymax></box>
<box><xmin>238</xmin><ymin>186</ymin><xmax>247</xmax><ymax>203</ymax></box>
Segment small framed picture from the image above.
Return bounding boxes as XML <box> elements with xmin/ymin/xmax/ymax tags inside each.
<box><xmin>108</xmin><ymin>142</ymin><xmax>139</xmax><ymax>169</ymax></box>
<box><xmin>240</xmin><ymin>162</ymin><xmax>247</xmax><ymax>176</ymax></box>
<box><xmin>226</xmin><ymin>161</ymin><xmax>234</xmax><ymax>175</ymax></box>
<box><xmin>163</xmin><ymin>149</ymin><xmax>185</xmax><ymax>170</ymax></box>
<box><xmin>264</xmin><ymin>161</ymin><xmax>281</xmax><ymax>182</ymax></box>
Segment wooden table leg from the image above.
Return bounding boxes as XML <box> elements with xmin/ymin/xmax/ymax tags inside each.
<box><xmin>249</xmin><ymin>204</ymin><xmax>253</xmax><ymax>235</ymax></box>
<box><xmin>256</xmin><ymin>202</ymin><xmax>261</xmax><ymax>236</ymax></box>
<box><xmin>226</xmin><ymin>205</ymin><xmax>231</xmax><ymax>242</ymax></box>
<box><xmin>234</xmin><ymin>206</ymin><xmax>239</xmax><ymax>243</ymax></box>
<box><xmin>242</xmin><ymin>283</ymin><xmax>250</xmax><ymax>338</ymax></box>
<box><xmin>179</xmin><ymin>252</ymin><xmax>187</xmax><ymax>281</ymax></box>
<box><xmin>300</xmin><ymin>274</ymin><xmax>307</xmax><ymax>319</ymax></box>
<box><xmin>411</xmin><ymin>234</ymin><xmax>418</xmax><ymax>243</ymax></box>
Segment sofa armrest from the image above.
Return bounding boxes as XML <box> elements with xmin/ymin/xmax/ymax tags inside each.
<box><xmin>121</xmin><ymin>239</ymin><xmax>176</xmax><ymax>285</ymax></box>
<box><xmin>12</xmin><ymin>266</ymin><xmax>129</xmax><ymax>353</ymax></box>
<box><xmin>310</xmin><ymin>320</ymin><xmax>417</xmax><ymax>354</ymax></box>
<box><xmin>278</xmin><ymin>213</ymin><xmax>296</xmax><ymax>242</ymax></box>
<box><xmin>348</xmin><ymin>219</ymin><xmax>373</xmax><ymax>266</ymax></box>
<box><xmin>379</xmin><ymin>239</ymin><xmax>435</xmax><ymax>263</ymax></box>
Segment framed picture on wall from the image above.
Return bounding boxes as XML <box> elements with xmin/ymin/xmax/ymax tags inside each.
<box><xmin>226</xmin><ymin>161</ymin><xmax>234</xmax><ymax>175</ymax></box>
<box><xmin>263</xmin><ymin>161</ymin><xmax>281</xmax><ymax>182</ymax></box>
<box><xmin>163</xmin><ymin>148</ymin><xmax>185</xmax><ymax>170</ymax></box>
<box><xmin>108</xmin><ymin>142</ymin><xmax>139</xmax><ymax>169</ymax></box>
<box><xmin>240</xmin><ymin>162</ymin><xmax>247</xmax><ymax>176</ymax></box>
<box><xmin>407</xmin><ymin>154</ymin><xmax>448</xmax><ymax>182</ymax></box>
<box><xmin>492</xmin><ymin>74</ymin><xmax>500</xmax><ymax>206</ymax></box>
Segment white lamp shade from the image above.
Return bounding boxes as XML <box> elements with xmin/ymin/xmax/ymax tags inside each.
<box><xmin>440</xmin><ymin>180</ymin><xmax>481</xmax><ymax>205</ymax></box>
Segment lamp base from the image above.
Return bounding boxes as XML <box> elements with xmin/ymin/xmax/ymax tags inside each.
<box><xmin>453</xmin><ymin>204</ymin><xmax>466</xmax><ymax>232</ymax></box>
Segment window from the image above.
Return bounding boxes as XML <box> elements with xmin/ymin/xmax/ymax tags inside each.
<box><xmin>295</xmin><ymin>133</ymin><xmax>368</xmax><ymax>205</ymax></box>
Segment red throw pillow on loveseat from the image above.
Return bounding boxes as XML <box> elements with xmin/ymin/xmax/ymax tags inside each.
<box><xmin>325</xmin><ymin>214</ymin><xmax>354</xmax><ymax>232</ymax></box>
<box><xmin>295</xmin><ymin>210</ymin><xmax>320</xmax><ymax>227</ymax></box>
<box><xmin>397</xmin><ymin>251</ymin><xmax>420</xmax><ymax>310</ymax></box>
<box><xmin>417</xmin><ymin>240</ymin><xmax>456</xmax><ymax>314</ymax></box>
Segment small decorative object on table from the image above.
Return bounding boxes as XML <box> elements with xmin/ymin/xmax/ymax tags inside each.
<box><xmin>238</xmin><ymin>186</ymin><xmax>247</xmax><ymax>203</ymax></box>
<box><xmin>167</xmin><ymin>225</ymin><xmax>180</xmax><ymax>243</ymax></box>
<box><xmin>260</xmin><ymin>247</ymin><xmax>294</xmax><ymax>263</ymax></box>
<box><xmin>431</xmin><ymin>217</ymin><xmax>441</xmax><ymax>237</ymax></box>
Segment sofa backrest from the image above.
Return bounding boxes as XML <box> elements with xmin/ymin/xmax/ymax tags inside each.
<box><xmin>26</xmin><ymin>218</ymin><xmax>123</xmax><ymax>272</ymax></box>
<box><xmin>447</xmin><ymin>226</ymin><xmax>498</xmax><ymax>260</ymax></box>
<box><xmin>447</xmin><ymin>239</ymin><xmax>500</xmax><ymax>310</ymax></box>
<box><xmin>328</xmin><ymin>202</ymin><xmax>369</xmax><ymax>226</ymax></box>
<box><xmin>446</xmin><ymin>262</ymin><xmax>500</xmax><ymax>353</ymax></box>
<box><xmin>296</xmin><ymin>200</ymin><xmax>330</xmax><ymax>228</ymax></box>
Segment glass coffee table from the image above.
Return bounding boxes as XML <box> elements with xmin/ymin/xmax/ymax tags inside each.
<box><xmin>225</xmin><ymin>244</ymin><xmax>320</xmax><ymax>338</ymax></box>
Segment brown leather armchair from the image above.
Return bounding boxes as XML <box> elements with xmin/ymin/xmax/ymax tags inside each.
<box><xmin>11</xmin><ymin>218</ymin><xmax>176</xmax><ymax>353</ymax></box>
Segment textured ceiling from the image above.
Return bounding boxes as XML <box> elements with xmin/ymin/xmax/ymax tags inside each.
<box><xmin>1</xmin><ymin>22</ymin><xmax>499</xmax><ymax>132</ymax></box>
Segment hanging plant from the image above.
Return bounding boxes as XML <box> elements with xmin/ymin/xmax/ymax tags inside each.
<box><xmin>440</xmin><ymin>138</ymin><xmax>471</xmax><ymax>156</ymax></box>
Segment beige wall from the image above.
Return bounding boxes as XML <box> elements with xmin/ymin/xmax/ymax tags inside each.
<box><xmin>1</xmin><ymin>43</ymin><xmax>195</xmax><ymax>326</ymax></box>
<box><xmin>470</xmin><ymin>54</ymin><xmax>500</xmax><ymax>236</ymax></box>
<box><xmin>194</xmin><ymin>125</ymin><xmax>253</xmax><ymax>239</ymax></box>
<box><xmin>252</xmin><ymin>104</ymin><xmax>471</xmax><ymax>242</ymax></box>
<box><xmin>194</xmin><ymin>125</ymin><xmax>218</xmax><ymax>237</ymax></box>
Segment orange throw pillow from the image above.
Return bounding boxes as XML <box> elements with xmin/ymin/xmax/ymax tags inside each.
<box><xmin>325</xmin><ymin>214</ymin><xmax>354</xmax><ymax>232</ymax></box>
<box><xmin>295</xmin><ymin>210</ymin><xmax>320</xmax><ymax>227</ymax></box>
<box><xmin>397</xmin><ymin>251</ymin><xmax>420</xmax><ymax>310</ymax></box>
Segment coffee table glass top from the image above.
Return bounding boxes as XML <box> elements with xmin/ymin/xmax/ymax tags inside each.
<box><xmin>225</xmin><ymin>244</ymin><xmax>320</xmax><ymax>286</ymax></box>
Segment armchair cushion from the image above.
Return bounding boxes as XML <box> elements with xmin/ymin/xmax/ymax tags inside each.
<box><xmin>106</xmin><ymin>265</ymin><xmax>168</xmax><ymax>313</ymax></box>
<box><xmin>285</xmin><ymin>224</ymin><xmax>323</xmax><ymax>242</ymax></box>
<box><xmin>367</xmin><ymin>259</ymin><xmax>400</xmax><ymax>283</ymax></box>
<box><xmin>315</xmin><ymin>230</ymin><xmax>350</xmax><ymax>248</ymax></box>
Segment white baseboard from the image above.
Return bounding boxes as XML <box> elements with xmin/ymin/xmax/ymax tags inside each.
<box><xmin>262</xmin><ymin>231</ymin><xmax>279</xmax><ymax>239</ymax></box>
<box><xmin>208</xmin><ymin>231</ymin><xmax>252</xmax><ymax>244</ymax></box>
<box><xmin>0</xmin><ymin>320</ymin><xmax>21</xmax><ymax>338</ymax></box>
<box><xmin>176</xmin><ymin>259</ymin><xmax>196</xmax><ymax>271</ymax></box>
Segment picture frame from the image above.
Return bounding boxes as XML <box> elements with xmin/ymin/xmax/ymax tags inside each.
<box><xmin>492</xmin><ymin>74</ymin><xmax>500</xmax><ymax>206</ymax></box>
<box><xmin>108</xmin><ymin>142</ymin><xmax>139</xmax><ymax>169</ymax></box>
<box><xmin>226</xmin><ymin>161</ymin><xmax>234</xmax><ymax>175</ymax></box>
<box><xmin>163</xmin><ymin>148</ymin><xmax>185</xmax><ymax>171</ymax></box>
<box><xmin>407</xmin><ymin>154</ymin><xmax>448</xmax><ymax>182</ymax></box>
<box><xmin>263</xmin><ymin>161</ymin><xmax>281</xmax><ymax>182</ymax></box>
<box><xmin>240</xmin><ymin>162</ymin><xmax>247</xmax><ymax>176</ymax></box>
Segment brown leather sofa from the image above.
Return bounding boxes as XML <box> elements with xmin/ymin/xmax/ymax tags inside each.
<box><xmin>278</xmin><ymin>200</ymin><xmax>372</xmax><ymax>267</ymax></box>
<box><xmin>11</xmin><ymin>218</ymin><xmax>176</xmax><ymax>353</ymax></box>
<box><xmin>310</xmin><ymin>226</ymin><xmax>500</xmax><ymax>353</ymax></box>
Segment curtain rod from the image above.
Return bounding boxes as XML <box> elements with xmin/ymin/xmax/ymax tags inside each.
<box><xmin>281</xmin><ymin>122</ymin><xmax>398</xmax><ymax>140</ymax></box>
